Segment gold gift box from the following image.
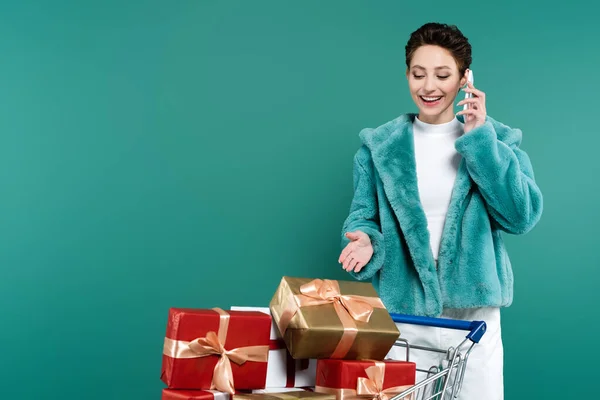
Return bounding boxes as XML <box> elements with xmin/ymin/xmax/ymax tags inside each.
<box><xmin>269</xmin><ymin>277</ymin><xmax>400</xmax><ymax>360</ymax></box>
<box><xmin>234</xmin><ymin>392</ymin><xmax>335</xmax><ymax>400</ymax></box>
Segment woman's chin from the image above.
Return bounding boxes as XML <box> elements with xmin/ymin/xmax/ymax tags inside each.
<box><xmin>416</xmin><ymin>105</ymin><xmax>455</xmax><ymax>121</ymax></box>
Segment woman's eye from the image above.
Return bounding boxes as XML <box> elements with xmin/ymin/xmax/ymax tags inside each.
<box><xmin>438</xmin><ymin>76</ymin><xmax>450</xmax><ymax>79</ymax></box>
<box><xmin>413</xmin><ymin>75</ymin><xmax>425</xmax><ymax>79</ymax></box>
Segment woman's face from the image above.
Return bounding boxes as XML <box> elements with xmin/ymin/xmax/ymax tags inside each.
<box><xmin>406</xmin><ymin>45</ymin><xmax>468</xmax><ymax>124</ymax></box>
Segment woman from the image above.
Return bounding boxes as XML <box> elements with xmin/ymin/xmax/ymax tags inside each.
<box><xmin>338</xmin><ymin>22</ymin><xmax>543</xmax><ymax>399</ymax></box>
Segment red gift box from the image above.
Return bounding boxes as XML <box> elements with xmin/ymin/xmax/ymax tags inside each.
<box><xmin>161</xmin><ymin>308</ymin><xmax>271</xmax><ymax>391</ymax></box>
<box><xmin>162</xmin><ymin>389</ymin><xmax>231</xmax><ymax>400</ymax></box>
<box><xmin>315</xmin><ymin>359</ymin><xmax>416</xmax><ymax>400</ymax></box>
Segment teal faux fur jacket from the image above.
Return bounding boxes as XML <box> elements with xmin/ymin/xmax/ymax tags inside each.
<box><xmin>341</xmin><ymin>113</ymin><xmax>543</xmax><ymax>317</ymax></box>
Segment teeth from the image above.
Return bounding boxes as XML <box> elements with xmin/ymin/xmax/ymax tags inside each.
<box><xmin>421</xmin><ymin>96</ymin><xmax>442</xmax><ymax>101</ymax></box>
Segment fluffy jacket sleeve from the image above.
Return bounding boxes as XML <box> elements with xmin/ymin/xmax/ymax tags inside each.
<box><xmin>341</xmin><ymin>147</ymin><xmax>386</xmax><ymax>280</ymax></box>
<box><xmin>454</xmin><ymin>120</ymin><xmax>543</xmax><ymax>234</ymax></box>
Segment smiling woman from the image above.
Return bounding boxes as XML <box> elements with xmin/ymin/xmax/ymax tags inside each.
<box><xmin>405</xmin><ymin>24</ymin><xmax>471</xmax><ymax>125</ymax></box>
<box><xmin>409</xmin><ymin>59</ymin><xmax>459</xmax><ymax>111</ymax></box>
<box><xmin>338</xmin><ymin>22</ymin><xmax>543</xmax><ymax>400</ymax></box>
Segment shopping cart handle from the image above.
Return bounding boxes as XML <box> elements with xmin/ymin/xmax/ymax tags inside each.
<box><xmin>390</xmin><ymin>313</ymin><xmax>487</xmax><ymax>343</ymax></box>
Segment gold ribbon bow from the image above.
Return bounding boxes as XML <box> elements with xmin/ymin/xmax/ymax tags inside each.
<box><xmin>163</xmin><ymin>308</ymin><xmax>269</xmax><ymax>394</ymax></box>
<box><xmin>356</xmin><ymin>363</ymin><xmax>412</xmax><ymax>400</ymax></box>
<box><xmin>277</xmin><ymin>279</ymin><xmax>385</xmax><ymax>358</ymax></box>
<box><xmin>299</xmin><ymin>279</ymin><xmax>377</xmax><ymax>323</ymax></box>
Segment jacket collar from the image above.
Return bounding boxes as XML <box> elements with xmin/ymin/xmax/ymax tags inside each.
<box><xmin>359</xmin><ymin>113</ymin><xmax>473</xmax><ymax>268</ymax></box>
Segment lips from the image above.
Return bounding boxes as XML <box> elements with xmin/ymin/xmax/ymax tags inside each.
<box><xmin>419</xmin><ymin>95</ymin><xmax>443</xmax><ymax>107</ymax></box>
<box><xmin>420</xmin><ymin>95</ymin><xmax>443</xmax><ymax>103</ymax></box>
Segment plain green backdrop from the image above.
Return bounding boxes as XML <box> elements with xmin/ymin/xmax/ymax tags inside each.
<box><xmin>1</xmin><ymin>1</ymin><xmax>598</xmax><ymax>399</ymax></box>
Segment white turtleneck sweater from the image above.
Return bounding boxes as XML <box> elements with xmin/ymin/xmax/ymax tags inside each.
<box><xmin>412</xmin><ymin>116</ymin><xmax>464</xmax><ymax>260</ymax></box>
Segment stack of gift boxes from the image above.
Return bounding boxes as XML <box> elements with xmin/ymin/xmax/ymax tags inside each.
<box><xmin>160</xmin><ymin>276</ymin><xmax>416</xmax><ymax>400</ymax></box>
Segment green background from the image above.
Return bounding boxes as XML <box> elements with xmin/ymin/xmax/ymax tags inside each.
<box><xmin>1</xmin><ymin>1</ymin><xmax>597</xmax><ymax>399</ymax></box>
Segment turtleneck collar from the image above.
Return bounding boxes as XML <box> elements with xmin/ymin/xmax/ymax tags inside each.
<box><xmin>413</xmin><ymin>115</ymin><xmax>463</xmax><ymax>135</ymax></box>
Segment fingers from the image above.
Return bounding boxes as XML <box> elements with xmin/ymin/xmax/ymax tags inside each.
<box><xmin>456</xmin><ymin>109</ymin><xmax>479</xmax><ymax>124</ymax></box>
<box><xmin>345</xmin><ymin>231</ymin><xmax>358</xmax><ymax>240</ymax></box>
<box><xmin>348</xmin><ymin>258</ymin><xmax>359</xmax><ymax>272</ymax></box>
<box><xmin>338</xmin><ymin>242</ymin><xmax>355</xmax><ymax>263</ymax></box>
<box><xmin>456</xmin><ymin>108</ymin><xmax>478</xmax><ymax>116</ymax></box>
<box><xmin>353</xmin><ymin>261</ymin><xmax>365</xmax><ymax>273</ymax></box>
<box><xmin>456</xmin><ymin>107</ymin><xmax>486</xmax><ymax>126</ymax></box>
<box><xmin>456</xmin><ymin>105</ymin><xmax>485</xmax><ymax>116</ymax></box>
<box><xmin>462</xmin><ymin>82</ymin><xmax>485</xmax><ymax>100</ymax></box>
<box><xmin>458</xmin><ymin>83</ymin><xmax>487</xmax><ymax>131</ymax></box>
<box><xmin>457</xmin><ymin>99</ymin><xmax>485</xmax><ymax>115</ymax></box>
<box><xmin>346</xmin><ymin>230</ymin><xmax>367</xmax><ymax>242</ymax></box>
<box><xmin>342</xmin><ymin>256</ymin><xmax>365</xmax><ymax>273</ymax></box>
<box><xmin>456</xmin><ymin>97</ymin><xmax>480</xmax><ymax>107</ymax></box>
<box><xmin>342</xmin><ymin>254</ymin><xmax>354</xmax><ymax>271</ymax></box>
<box><xmin>457</xmin><ymin>96</ymin><xmax>485</xmax><ymax>111</ymax></box>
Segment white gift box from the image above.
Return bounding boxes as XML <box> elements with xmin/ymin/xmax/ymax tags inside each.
<box><xmin>230</xmin><ymin>306</ymin><xmax>317</xmax><ymax>388</ymax></box>
<box><xmin>206</xmin><ymin>391</ymin><xmax>231</xmax><ymax>400</ymax></box>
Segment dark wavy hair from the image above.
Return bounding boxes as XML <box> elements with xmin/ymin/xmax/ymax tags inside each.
<box><xmin>405</xmin><ymin>22</ymin><xmax>472</xmax><ymax>75</ymax></box>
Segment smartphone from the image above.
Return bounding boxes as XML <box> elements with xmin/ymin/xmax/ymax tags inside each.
<box><xmin>463</xmin><ymin>69</ymin><xmax>474</xmax><ymax>111</ymax></box>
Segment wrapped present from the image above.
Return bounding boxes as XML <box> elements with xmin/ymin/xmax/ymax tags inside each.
<box><xmin>162</xmin><ymin>389</ymin><xmax>230</xmax><ymax>400</ymax></box>
<box><xmin>161</xmin><ymin>307</ymin><xmax>271</xmax><ymax>392</ymax></box>
<box><xmin>269</xmin><ymin>277</ymin><xmax>399</xmax><ymax>360</ymax></box>
<box><xmin>231</xmin><ymin>306</ymin><xmax>317</xmax><ymax>388</ymax></box>
<box><xmin>314</xmin><ymin>359</ymin><xmax>416</xmax><ymax>400</ymax></box>
<box><xmin>233</xmin><ymin>391</ymin><xmax>334</xmax><ymax>400</ymax></box>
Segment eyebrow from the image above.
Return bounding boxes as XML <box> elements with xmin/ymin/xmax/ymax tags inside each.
<box><xmin>412</xmin><ymin>65</ymin><xmax>452</xmax><ymax>70</ymax></box>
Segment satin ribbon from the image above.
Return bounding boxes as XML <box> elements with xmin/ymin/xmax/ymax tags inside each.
<box><xmin>276</xmin><ymin>279</ymin><xmax>386</xmax><ymax>358</ymax></box>
<box><xmin>163</xmin><ymin>308</ymin><xmax>269</xmax><ymax>394</ymax></box>
<box><xmin>315</xmin><ymin>362</ymin><xmax>413</xmax><ymax>400</ymax></box>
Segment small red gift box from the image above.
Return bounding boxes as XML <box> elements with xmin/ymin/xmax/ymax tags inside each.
<box><xmin>315</xmin><ymin>359</ymin><xmax>416</xmax><ymax>400</ymax></box>
<box><xmin>162</xmin><ymin>389</ymin><xmax>230</xmax><ymax>400</ymax></box>
<box><xmin>161</xmin><ymin>308</ymin><xmax>272</xmax><ymax>391</ymax></box>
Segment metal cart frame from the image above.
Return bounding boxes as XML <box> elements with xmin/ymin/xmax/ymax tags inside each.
<box><xmin>388</xmin><ymin>313</ymin><xmax>487</xmax><ymax>400</ymax></box>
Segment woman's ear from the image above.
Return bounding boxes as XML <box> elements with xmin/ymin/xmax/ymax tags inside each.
<box><xmin>459</xmin><ymin>68</ymin><xmax>469</xmax><ymax>87</ymax></box>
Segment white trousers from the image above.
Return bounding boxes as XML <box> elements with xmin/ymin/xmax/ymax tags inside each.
<box><xmin>386</xmin><ymin>307</ymin><xmax>504</xmax><ymax>400</ymax></box>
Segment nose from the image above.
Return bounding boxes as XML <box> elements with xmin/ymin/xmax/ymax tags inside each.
<box><xmin>424</xmin><ymin>76</ymin><xmax>436</xmax><ymax>92</ymax></box>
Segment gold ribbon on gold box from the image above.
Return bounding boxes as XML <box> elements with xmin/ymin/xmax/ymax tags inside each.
<box><xmin>269</xmin><ymin>277</ymin><xmax>399</xmax><ymax>360</ymax></box>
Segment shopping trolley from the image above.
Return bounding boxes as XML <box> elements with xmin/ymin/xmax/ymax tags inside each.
<box><xmin>387</xmin><ymin>313</ymin><xmax>487</xmax><ymax>400</ymax></box>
